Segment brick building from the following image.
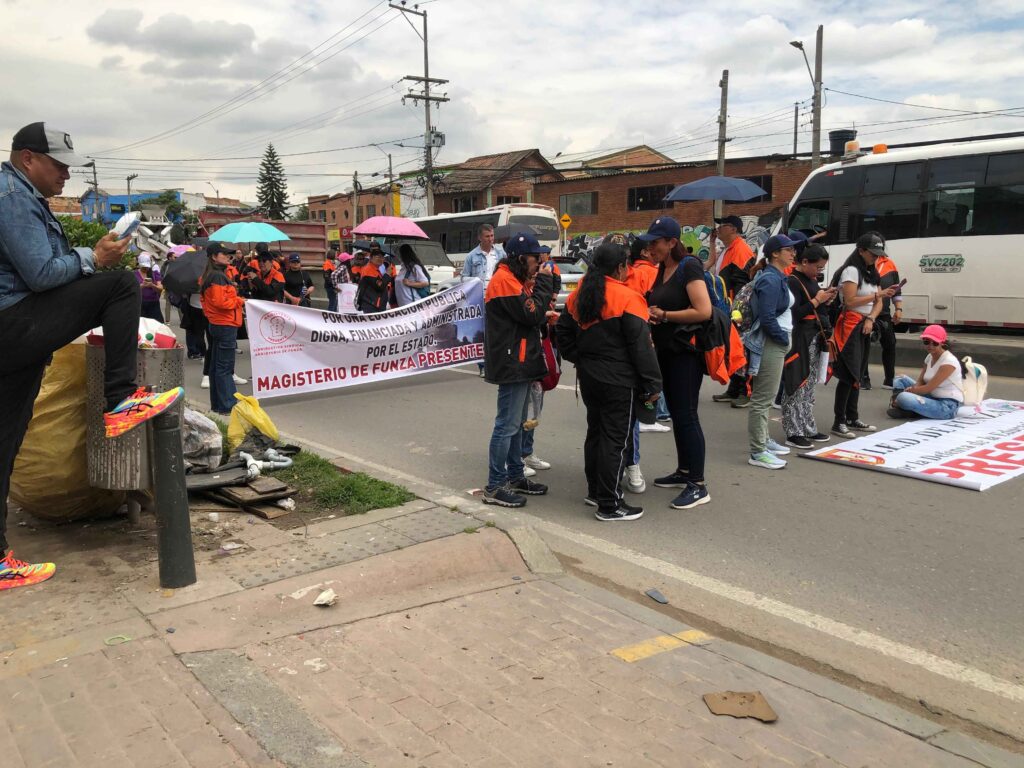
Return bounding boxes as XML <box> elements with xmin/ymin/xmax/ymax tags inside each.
<box><xmin>49</xmin><ymin>196</ymin><xmax>82</xmax><ymax>217</ymax></box>
<box><xmin>533</xmin><ymin>156</ymin><xmax>813</xmax><ymax>235</ymax></box>
<box><xmin>555</xmin><ymin>145</ymin><xmax>675</xmax><ymax>179</ymax></box>
<box><xmin>307</xmin><ymin>188</ymin><xmax>395</xmax><ymax>229</ymax></box>
<box><xmin>432</xmin><ymin>149</ymin><xmax>563</xmax><ymax>214</ymax></box>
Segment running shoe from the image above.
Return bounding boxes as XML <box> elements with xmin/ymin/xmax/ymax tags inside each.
<box><xmin>639</xmin><ymin>421</ymin><xmax>671</xmax><ymax>433</ymax></box>
<box><xmin>595</xmin><ymin>502</ymin><xmax>644</xmax><ymax>522</ymax></box>
<box><xmin>670</xmin><ymin>484</ymin><xmax>710</xmax><ymax>509</ymax></box>
<box><xmin>508</xmin><ymin>477</ymin><xmax>548</xmax><ymax>496</ymax></box>
<box><xmin>583</xmin><ymin>496</ymin><xmax>598</xmax><ymax>507</ymax></box>
<box><xmin>232</xmin><ymin>374</ymin><xmax>248</xmax><ymax>385</ymax></box>
<box><xmin>523</xmin><ymin>465</ymin><xmax>537</xmax><ymax>478</ymax></box>
<box><xmin>712</xmin><ymin>392</ymin><xmax>737</xmax><ymax>403</ymax></box>
<box><xmin>653</xmin><ymin>470</ymin><xmax>690</xmax><ymax>488</ymax></box>
<box><xmin>523</xmin><ymin>455</ymin><xmax>551</xmax><ymax>470</ymax></box>
<box><xmin>0</xmin><ymin>551</ymin><xmax>56</xmax><ymax>591</ymax></box>
<box><xmin>766</xmin><ymin>438</ymin><xmax>791</xmax><ymax>455</ymax></box>
<box><xmin>482</xmin><ymin>484</ymin><xmax>526</xmax><ymax>508</ymax></box>
<box><xmin>103</xmin><ymin>387</ymin><xmax>184</xmax><ymax>438</ymax></box>
<box><xmin>623</xmin><ymin>465</ymin><xmax>646</xmax><ymax>493</ymax></box>
<box><xmin>748</xmin><ymin>452</ymin><xmax>787</xmax><ymax>470</ymax></box>
<box><xmin>730</xmin><ymin>396</ymin><xmax>751</xmax><ymax>409</ymax></box>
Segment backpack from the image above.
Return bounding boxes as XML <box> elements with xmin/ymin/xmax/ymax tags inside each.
<box><xmin>703</xmin><ymin>269</ymin><xmax>730</xmax><ymax>315</ymax></box>
<box><xmin>961</xmin><ymin>356</ymin><xmax>988</xmax><ymax>406</ymax></box>
<box><xmin>731</xmin><ymin>276</ymin><xmax>759</xmax><ymax>335</ymax></box>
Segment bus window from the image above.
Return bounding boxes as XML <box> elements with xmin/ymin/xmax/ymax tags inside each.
<box><xmin>893</xmin><ymin>162</ymin><xmax>923</xmax><ymax>193</ymax></box>
<box><xmin>789</xmin><ymin>200</ymin><xmax>830</xmax><ymax>234</ymax></box>
<box><xmin>863</xmin><ymin>165</ymin><xmax>895</xmax><ymax>195</ymax></box>
<box><xmin>852</xmin><ymin>194</ymin><xmax>921</xmax><ymax>241</ymax></box>
<box><xmin>926</xmin><ymin>187</ymin><xmax>975</xmax><ymax>237</ymax></box>
<box><xmin>929</xmin><ymin>156</ymin><xmax>987</xmax><ymax>188</ymax></box>
<box><xmin>508</xmin><ymin>214</ymin><xmax>559</xmax><ymax>242</ymax></box>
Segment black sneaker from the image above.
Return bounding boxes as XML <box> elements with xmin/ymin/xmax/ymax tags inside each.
<box><xmin>785</xmin><ymin>435</ymin><xmax>813</xmax><ymax>449</ymax></box>
<box><xmin>509</xmin><ymin>477</ymin><xmax>548</xmax><ymax>496</ymax></box>
<box><xmin>831</xmin><ymin>423</ymin><xmax>856</xmax><ymax>439</ymax></box>
<box><xmin>849</xmin><ymin>419</ymin><xmax>877</xmax><ymax>432</ymax></box>
<box><xmin>670</xmin><ymin>484</ymin><xmax>710</xmax><ymax>510</ymax></box>
<box><xmin>807</xmin><ymin>432</ymin><xmax>831</xmax><ymax>443</ymax></box>
<box><xmin>482</xmin><ymin>484</ymin><xmax>526</xmax><ymax>508</ymax></box>
<box><xmin>861</xmin><ymin>380</ymin><xmax>872</xmax><ymax>391</ymax></box>
<box><xmin>881</xmin><ymin>380</ymin><xmax>894</xmax><ymax>390</ymax></box>
<box><xmin>583</xmin><ymin>496</ymin><xmax>597</xmax><ymax>507</ymax></box>
<box><xmin>595</xmin><ymin>502</ymin><xmax>644</xmax><ymax>522</ymax></box>
<box><xmin>653</xmin><ymin>470</ymin><xmax>689</xmax><ymax>488</ymax></box>
<box><xmin>887</xmin><ymin>406</ymin><xmax>919</xmax><ymax>420</ymax></box>
<box><xmin>711</xmin><ymin>392</ymin><xmax>736</xmax><ymax>403</ymax></box>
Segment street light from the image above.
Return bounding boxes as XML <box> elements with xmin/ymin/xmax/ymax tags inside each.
<box><xmin>790</xmin><ymin>26</ymin><xmax>824</xmax><ymax>168</ymax></box>
<box><xmin>206</xmin><ymin>181</ymin><xmax>219</xmax><ymax>208</ymax></box>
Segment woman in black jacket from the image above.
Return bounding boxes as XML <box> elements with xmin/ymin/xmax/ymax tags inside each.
<box><xmin>355</xmin><ymin>248</ymin><xmax>393</xmax><ymax>313</ymax></box>
<box><xmin>555</xmin><ymin>243</ymin><xmax>662</xmax><ymax>522</ymax></box>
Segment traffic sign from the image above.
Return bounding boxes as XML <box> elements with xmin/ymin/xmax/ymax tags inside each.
<box><xmin>559</xmin><ymin>213</ymin><xmax>572</xmax><ymax>230</ymax></box>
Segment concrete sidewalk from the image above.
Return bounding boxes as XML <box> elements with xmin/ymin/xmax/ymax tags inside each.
<box><xmin>3</xmin><ymin>496</ymin><xmax>1021</xmax><ymax>767</ymax></box>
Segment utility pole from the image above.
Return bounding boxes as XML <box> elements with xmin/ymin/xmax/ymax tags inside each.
<box><xmin>126</xmin><ymin>173</ymin><xmax>138</xmax><ymax>212</ymax></box>
<box><xmin>793</xmin><ymin>102</ymin><xmax>800</xmax><ymax>156</ymax></box>
<box><xmin>812</xmin><ymin>24</ymin><xmax>824</xmax><ymax>168</ymax></box>
<box><xmin>390</xmin><ymin>2</ymin><xmax>449</xmax><ymax>216</ymax></box>
<box><xmin>714</xmin><ymin>69</ymin><xmax>729</xmax><ymax>220</ymax></box>
<box><xmin>352</xmin><ymin>171</ymin><xmax>360</xmax><ymax>225</ymax></box>
<box><xmin>82</xmin><ymin>161</ymin><xmax>100</xmax><ymax>221</ymax></box>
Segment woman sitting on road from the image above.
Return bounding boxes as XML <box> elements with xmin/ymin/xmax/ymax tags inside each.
<box><xmin>554</xmin><ymin>243</ymin><xmax>662</xmax><ymax>522</ymax></box>
<box><xmin>888</xmin><ymin>325</ymin><xmax>964</xmax><ymax>420</ymax></box>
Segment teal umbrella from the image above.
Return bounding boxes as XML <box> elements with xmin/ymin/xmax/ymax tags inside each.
<box><xmin>208</xmin><ymin>221</ymin><xmax>291</xmax><ymax>243</ymax></box>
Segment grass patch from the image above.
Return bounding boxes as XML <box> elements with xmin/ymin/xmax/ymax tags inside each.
<box><xmin>275</xmin><ymin>451</ymin><xmax>415</xmax><ymax>515</ymax></box>
<box><xmin>209</xmin><ymin>415</ymin><xmax>230</xmax><ymax>462</ymax></box>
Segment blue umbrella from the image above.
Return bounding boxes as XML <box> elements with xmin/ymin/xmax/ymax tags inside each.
<box><xmin>207</xmin><ymin>221</ymin><xmax>291</xmax><ymax>243</ymax></box>
<box><xmin>663</xmin><ymin>176</ymin><xmax>767</xmax><ymax>203</ymax></box>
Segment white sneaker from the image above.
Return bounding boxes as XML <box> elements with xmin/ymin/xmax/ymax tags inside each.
<box><xmin>639</xmin><ymin>421</ymin><xmax>671</xmax><ymax>433</ymax></box>
<box><xmin>523</xmin><ymin>454</ymin><xmax>551</xmax><ymax>470</ymax></box>
<box><xmin>200</xmin><ymin>375</ymin><xmax>210</xmax><ymax>389</ymax></box>
<box><xmin>766</xmin><ymin>438</ymin><xmax>791</xmax><ymax>456</ymax></box>
<box><xmin>523</xmin><ymin>465</ymin><xmax>537</xmax><ymax>478</ymax></box>
<box><xmin>624</xmin><ymin>464</ymin><xmax>646</xmax><ymax>493</ymax></box>
<box><xmin>233</xmin><ymin>374</ymin><xmax>248</xmax><ymax>385</ymax></box>
<box><xmin>749</xmin><ymin>452</ymin><xmax>787</xmax><ymax>470</ymax></box>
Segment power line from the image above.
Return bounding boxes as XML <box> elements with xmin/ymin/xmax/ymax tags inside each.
<box><xmin>90</xmin><ymin>135</ymin><xmax>422</xmax><ymax>162</ymax></box>
<box><xmin>825</xmin><ymin>88</ymin><xmax>1024</xmax><ymax>119</ymax></box>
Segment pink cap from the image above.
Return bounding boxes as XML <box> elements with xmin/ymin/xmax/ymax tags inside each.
<box><xmin>338</xmin><ymin>252</ymin><xmax>354</xmax><ymax>262</ymax></box>
<box><xmin>921</xmin><ymin>324</ymin><xmax>947</xmax><ymax>344</ymax></box>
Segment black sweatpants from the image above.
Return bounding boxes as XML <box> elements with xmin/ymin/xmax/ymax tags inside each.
<box><xmin>0</xmin><ymin>271</ymin><xmax>140</xmax><ymax>552</ymax></box>
<box><xmin>578</xmin><ymin>371</ymin><xmax>635</xmax><ymax>512</ymax></box>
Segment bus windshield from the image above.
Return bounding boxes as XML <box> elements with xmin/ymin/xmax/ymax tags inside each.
<box><xmin>509</xmin><ymin>214</ymin><xmax>559</xmax><ymax>242</ymax></box>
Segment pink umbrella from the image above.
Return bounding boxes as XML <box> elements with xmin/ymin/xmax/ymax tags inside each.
<box><xmin>352</xmin><ymin>216</ymin><xmax>428</xmax><ymax>239</ymax></box>
<box><xmin>168</xmin><ymin>244</ymin><xmax>196</xmax><ymax>256</ymax></box>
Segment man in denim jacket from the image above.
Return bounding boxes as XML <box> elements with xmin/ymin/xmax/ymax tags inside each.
<box><xmin>0</xmin><ymin>122</ymin><xmax>154</xmax><ymax>589</ymax></box>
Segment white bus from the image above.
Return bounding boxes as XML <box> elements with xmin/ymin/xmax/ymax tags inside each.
<box><xmin>782</xmin><ymin>134</ymin><xmax>1024</xmax><ymax>329</ymax></box>
<box><xmin>413</xmin><ymin>203</ymin><xmax>561</xmax><ymax>269</ymax></box>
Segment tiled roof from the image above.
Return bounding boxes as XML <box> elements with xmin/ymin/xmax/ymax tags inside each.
<box><xmin>439</xmin><ymin>149</ymin><xmax>546</xmax><ymax>193</ymax></box>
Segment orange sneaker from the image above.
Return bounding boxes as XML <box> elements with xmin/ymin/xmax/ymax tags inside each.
<box><xmin>103</xmin><ymin>386</ymin><xmax>184</xmax><ymax>438</ymax></box>
<box><xmin>0</xmin><ymin>551</ymin><xmax>56</xmax><ymax>591</ymax></box>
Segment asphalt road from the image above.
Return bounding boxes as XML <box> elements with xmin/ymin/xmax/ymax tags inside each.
<box><xmin>185</xmin><ymin>342</ymin><xmax>1024</xmax><ymax>738</ymax></box>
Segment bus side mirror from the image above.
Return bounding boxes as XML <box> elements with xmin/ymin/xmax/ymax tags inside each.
<box><xmin>781</xmin><ymin>202</ymin><xmax>790</xmax><ymax>232</ymax></box>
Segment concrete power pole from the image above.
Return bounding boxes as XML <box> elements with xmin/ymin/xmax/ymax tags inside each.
<box><xmin>352</xmin><ymin>171</ymin><xmax>360</xmax><ymax>225</ymax></box>
<box><xmin>812</xmin><ymin>24</ymin><xmax>823</xmax><ymax>169</ymax></box>
<box><xmin>714</xmin><ymin>70</ymin><xmax>729</xmax><ymax>220</ymax></box>
<box><xmin>126</xmin><ymin>173</ymin><xmax>138</xmax><ymax>213</ymax></box>
<box><xmin>793</xmin><ymin>102</ymin><xmax>800</xmax><ymax>156</ymax></box>
<box><xmin>390</xmin><ymin>3</ymin><xmax>449</xmax><ymax>216</ymax></box>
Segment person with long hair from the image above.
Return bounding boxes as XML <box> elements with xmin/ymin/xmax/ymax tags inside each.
<box><xmin>643</xmin><ymin>216</ymin><xmax>713</xmax><ymax>509</ymax></box>
<box><xmin>888</xmin><ymin>325</ymin><xmax>964</xmax><ymax>419</ymax></box>
<box><xmin>394</xmin><ymin>244</ymin><xmax>431</xmax><ymax>306</ymax></box>
<box><xmin>830</xmin><ymin>233</ymin><xmax>898</xmax><ymax>437</ymax></box>
<box><xmin>555</xmin><ymin>243</ymin><xmax>661</xmax><ymax>521</ymax></box>
<box><xmin>200</xmin><ymin>242</ymin><xmax>246</xmax><ymax>415</ymax></box>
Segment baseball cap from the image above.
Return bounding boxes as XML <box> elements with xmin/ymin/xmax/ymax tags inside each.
<box><xmin>257</xmin><ymin>250</ymin><xmax>276</xmax><ymax>261</ymax></box>
<box><xmin>636</xmin><ymin>216</ymin><xmax>681</xmax><ymax>243</ymax></box>
<box><xmin>288</xmin><ymin>253</ymin><xmax>302</xmax><ymax>263</ymax></box>
<box><xmin>505</xmin><ymin>232</ymin><xmax>543</xmax><ymax>257</ymax></box>
<box><xmin>714</xmin><ymin>215</ymin><xmax>744</xmax><ymax>230</ymax></box>
<box><xmin>856</xmin><ymin>232</ymin><xmax>887</xmax><ymax>256</ymax></box>
<box><xmin>762</xmin><ymin>233</ymin><xmax>798</xmax><ymax>256</ymax></box>
<box><xmin>786</xmin><ymin>229</ymin><xmax>809</xmax><ymax>253</ymax></box>
<box><xmin>921</xmin><ymin>324</ymin><xmax>948</xmax><ymax>344</ymax></box>
<box><xmin>11</xmin><ymin>122</ymin><xmax>89</xmax><ymax>167</ymax></box>
<box><xmin>206</xmin><ymin>241</ymin><xmax>233</xmax><ymax>257</ymax></box>
<box><xmin>137</xmin><ymin>252</ymin><xmax>153</xmax><ymax>268</ymax></box>
<box><xmin>538</xmin><ymin>245</ymin><xmax>552</xmax><ymax>255</ymax></box>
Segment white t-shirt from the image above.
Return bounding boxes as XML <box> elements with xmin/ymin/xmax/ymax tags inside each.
<box><xmin>839</xmin><ymin>266</ymin><xmax>877</xmax><ymax>316</ymax></box>
<box><xmin>394</xmin><ymin>264</ymin><xmax>429</xmax><ymax>306</ymax></box>
<box><xmin>923</xmin><ymin>350</ymin><xmax>964</xmax><ymax>402</ymax></box>
<box><xmin>484</xmin><ymin>249</ymin><xmax>500</xmax><ymax>280</ymax></box>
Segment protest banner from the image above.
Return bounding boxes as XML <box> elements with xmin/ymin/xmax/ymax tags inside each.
<box><xmin>802</xmin><ymin>400</ymin><xmax>1024</xmax><ymax>491</ymax></box>
<box><xmin>245</xmin><ymin>279</ymin><xmax>485</xmax><ymax>399</ymax></box>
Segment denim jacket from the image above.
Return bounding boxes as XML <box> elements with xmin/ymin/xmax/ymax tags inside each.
<box><xmin>0</xmin><ymin>161</ymin><xmax>95</xmax><ymax>311</ymax></box>
<box><xmin>460</xmin><ymin>243</ymin><xmax>505</xmax><ymax>281</ymax></box>
<box><xmin>743</xmin><ymin>265</ymin><xmax>791</xmax><ymax>373</ymax></box>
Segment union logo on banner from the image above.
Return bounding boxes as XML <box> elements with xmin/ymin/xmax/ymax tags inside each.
<box><xmin>260</xmin><ymin>311</ymin><xmax>296</xmax><ymax>344</ymax></box>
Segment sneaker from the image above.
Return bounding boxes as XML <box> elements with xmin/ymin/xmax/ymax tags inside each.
<box><xmin>712</xmin><ymin>392</ymin><xmax>737</xmax><ymax>403</ymax></box>
<box><xmin>887</xmin><ymin>406</ymin><xmax>919</xmax><ymax>420</ymax></box>
<box><xmin>624</xmin><ymin>465</ymin><xmax>646</xmax><ymax>493</ymax></box>
<box><xmin>766</xmin><ymin>438</ymin><xmax>791</xmax><ymax>456</ymax></box>
<box><xmin>653</xmin><ymin>470</ymin><xmax>689</xmax><ymax>488</ymax></box>
<box><xmin>523</xmin><ymin>454</ymin><xmax>551</xmax><ymax>470</ymax></box>
<box><xmin>831</xmin><ymin>423</ymin><xmax>856</xmax><ymax>439</ymax></box>
<box><xmin>583</xmin><ymin>496</ymin><xmax>598</xmax><ymax>507</ymax></box>
<box><xmin>103</xmin><ymin>387</ymin><xmax>184</xmax><ymax>439</ymax></box>
<box><xmin>748</xmin><ymin>451</ymin><xmax>787</xmax><ymax>470</ymax></box>
<box><xmin>0</xmin><ymin>551</ymin><xmax>56</xmax><ymax>591</ymax></box>
<box><xmin>772</xmin><ymin>401</ymin><xmax>782</xmax><ymax>410</ymax></box>
<box><xmin>595</xmin><ymin>502</ymin><xmax>644</xmax><ymax>522</ymax></box>
<box><xmin>670</xmin><ymin>484</ymin><xmax>710</xmax><ymax>509</ymax></box>
<box><xmin>509</xmin><ymin>477</ymin><xmax>548</xmax><ymax>496</ymax></box>
<box><xmin>808</xmin><ymin>432</ymin><xmax>831</xmax><ymax>442</ymax></box>
<box><xmin>881</xmin><ymin>380</ymin><xmax>894</xmax><ymax>390</ymax></box>
<box><xmin>482</xmin><ymin>484</ymin><xmax>526</xmax><ymax>508</ymax></box>
<box><xmin>236</xmin><ymin>347</ymin><xmax>244</xmax><ymax>355</ymax></box>
<box><xmin>785</xmin><ymin>435</ymin><xmax>813</xmax><ymax>449</ymax></box>
<box><xmin>656</xmin><ymin>415</ymin><xmax>672</xmax><ymax>423</ymax></box>
<box><xmin>524</xmin><ymin>465</ymin><xmax>537</xmax><ymax>478</ymax></box>
<box><xmin>200</xmin><ymin>375</ymin><xmax>210</xmax><ymax>389</ymax></box>
<box><xmin>862</xmin><ymin>379</ymin><xmax>873</xmax><ymax>391</ymax></box>
<box><xmin>639</xmin><ymin>421</ymin><xmax>671</xmax><ymax>433</ymax></box>
<box><xmin>849</xmin><ymin>419</ymin><xmax>877</xmax><ymax>432</ymax></box>
<box><xmin>730</xmin><ymin>395</ymin><xmax>751</xmax><ymax>409</ymax></box>
<box><xmin>232</xmin><ymin>374</ymin><xmax>248</xmax><ymax>385</ymax></box>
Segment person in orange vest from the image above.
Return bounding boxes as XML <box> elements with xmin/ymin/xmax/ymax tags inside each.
<box><xmin>322</xmin><ymin>249</ymin><xmax>339</xmax><ymax>312</ymax></box>
<box><xmin>242</xmin><ymin>251</ymin><xmax>284</xmax><ymax>302</ymax></box>
<box><xmin>711</xmin><ymin>215</ymin><xmax>755</xmax><ymax>297</ymax></box>
<box><xmin>355</xmin><ymin>247</ymin><xmax>393</xmax><ymax>313</ymax></box>
<box><xmin>865</xmin><ymin>232</ymin><xmax>901</xmax><ymax>389</ymax></box>
<box><xmin>200</xmin><ymin>242</ymin><xmax>246</xmax><ymax>415</ymax></box>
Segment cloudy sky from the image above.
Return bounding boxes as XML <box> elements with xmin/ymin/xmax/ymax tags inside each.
<box><xmin>3</xmin><ymin>0</ymin><xmax>1024</xmax><ymax>204</ymax></box>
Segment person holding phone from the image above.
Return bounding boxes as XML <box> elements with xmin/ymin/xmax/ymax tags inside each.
<box><xmin>868</xmin><ymin>235</ymin><xmax>903</xmax><ymax>389</ymax></box>
<box><xmin>136</xmin><ymin>252</ymin><xmax>164</xmax><ymax>321</ymax></box>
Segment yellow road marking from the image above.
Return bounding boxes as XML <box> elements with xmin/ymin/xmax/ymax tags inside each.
<box><xmin>610</xmin><ymin>630</ymin><xmax>712</xmax><ymax>663</ymax></box>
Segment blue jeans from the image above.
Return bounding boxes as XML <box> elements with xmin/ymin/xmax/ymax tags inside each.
<box><xmin>208</xmin><ymin>323</ymin><xmax>238</xmax><ymax>414</ymax></box>
<box><xmin>488</xmin><ymin>382</ymin><xmax>530</xmax><ymax>488</ymax></box>
<box><xmin>632</xmin><ymin>422</ymin><xmax>640</xmax><ymax>465</ymax></box>
<box><xmin>655</xmin><ymin>396</ymin><xmax>670</xmax><ymax>420</ymax></box>
<box><xmin>892</xmin><ymin>375</ymin><xmax>960</xmax><ymax>419</ymax></box>
<box><xmin>325</xmin><ymin>284</ymin><xmax>338</xmax><ymax>313</ymax></box>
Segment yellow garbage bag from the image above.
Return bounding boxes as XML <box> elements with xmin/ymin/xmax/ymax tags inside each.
<box><xmin>227</xmin><ymin>393</ymin><xmax>279</xmax><ymax>452</ymax></box>
<box><xmin>9</xmin><ymin>344</ymin><xmax>126</xmax><ymax>521</ymax></box>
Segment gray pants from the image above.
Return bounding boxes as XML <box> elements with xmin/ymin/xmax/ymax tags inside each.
<box><xmin>748</xmin><ymin>338</ymin><xmax>789</xmax><ymax>455</ymax></box>
<box><xmin>781</xmin><ymin>335</ymin><xmax>822</xmax><ymax>438</ymax></box>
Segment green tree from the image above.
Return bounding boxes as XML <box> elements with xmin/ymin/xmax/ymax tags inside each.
<box><xmin>294</xmin><ymin>203</ymin><xmax>310</xmax><ymax>221</ymax></box>
<box><xmin>257</xmin><ymin>143</ymin><xmax>289</xmax><ymax>220</ymax></box>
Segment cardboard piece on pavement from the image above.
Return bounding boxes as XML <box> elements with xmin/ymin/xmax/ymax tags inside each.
<box><xmin>703</xmin><ymin>691</ymin><xmax>778</xmax><ymax>723</ymax></box>
<box><xmin>218</xmin><ymin>483</ymin><xmax>293</xmax><ymax>505</ymax></box>
<box><xmin>244</xmin><ymin>502</ymin><xmax>292</xmax><ymax>520</ymax></box>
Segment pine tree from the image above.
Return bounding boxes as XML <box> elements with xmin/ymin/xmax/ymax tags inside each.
<box><xmin>256</xmin><ymin>143</ymin><xmax>289</xmax><ymax>219</ymax></box>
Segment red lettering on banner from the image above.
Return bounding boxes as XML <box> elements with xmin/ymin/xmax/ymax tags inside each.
<box><xmin>993</xmin><ymin>441</ymin><xmax>1024</xmax><ymax>452</ymax></box>
<box><xmin>942</xmin><ymin>458</ymin><xmax>1013</xmax><ymax>476</ymax></box>
<box><xmin>969</xmin><ymin>449</ymin><xmax>1024</xmax><ymax>467</ymax></box>
<box><xmin>922</xmin><ymin>467</ymin><xmax>965</xmax><ymax>479</ymax></box>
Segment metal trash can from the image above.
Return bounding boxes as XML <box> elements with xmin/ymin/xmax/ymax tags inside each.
<box><xmin>86</xmin><ymin>344</ymin><xmax>185</xmax><ymax>491</ymax></box>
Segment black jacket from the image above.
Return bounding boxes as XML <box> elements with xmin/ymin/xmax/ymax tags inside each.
<box><xmin>356</xmin><ymin>269</ymin><xmax>393</xmax><ymax>313</ymax></box>
<box><xmin>483</xmin><ymin>264</ymin><xmax>554</xmax><ymax>384</ymax></box>
<box><xmin>555</xmin><ymin>276</ymin><xmax>661</xmax><ymax>395</ymax></box>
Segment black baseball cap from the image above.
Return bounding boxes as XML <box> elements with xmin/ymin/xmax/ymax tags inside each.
<box><xmin>11</xmin><ymin>122</ymin><xmax>89</xmax><ymax>166</ymax></box>
<box><xmin>287</xmin><ymin>253</ymin><xmax>302</xmax><ymax>263</ymax></box>
<box><xmin>206</xmin><ymin>241</ymin><xmax>233</xmax><ymax>257</ymax></box>
<box><xmin>856</xmin><ymin>232</ymin><xmax>887</xmax><ymax>256</ymax></box>
<box><xmin>714</xmin><ymin>215</ymin><xmax>744</xmax><ymax>230</ymax></box>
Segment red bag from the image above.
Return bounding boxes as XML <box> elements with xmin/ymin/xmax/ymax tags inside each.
<box><xmin>539</xmin><ymin>337</ymin><xmax>561</xmax><ymax>391</ymax></box>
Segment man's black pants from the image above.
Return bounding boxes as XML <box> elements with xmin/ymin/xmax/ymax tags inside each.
<box><xmin>579</xmin><ymin>371</ymin><xmax>635</xmax><ymax>511</ymax></box>
<box><xmin>0</xmin><ymin>272</ymin><xmax>140</xmax><ymax>552</ymax></box>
